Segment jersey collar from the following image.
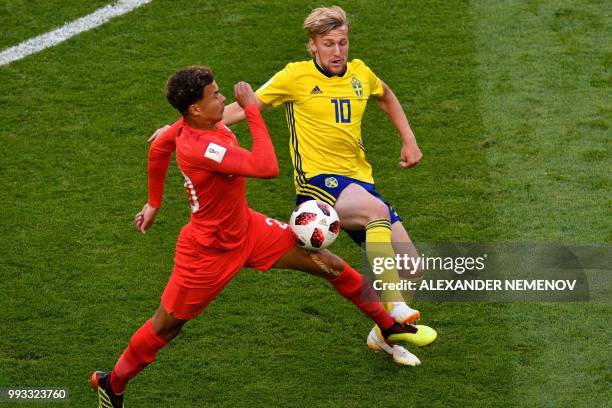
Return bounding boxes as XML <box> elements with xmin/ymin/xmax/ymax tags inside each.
<box><xmin>313</xmin><ymin>58</ymin><xmax>347</xmax><ymax>78</ymax></box>
<box><xmin>182</xmin><ymin>117</ymin><xmax>224</xmax><ymax>135</ymax></box>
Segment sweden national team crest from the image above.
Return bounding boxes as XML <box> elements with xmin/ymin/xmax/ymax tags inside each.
<box><xmin>324</xmin><ymin>177</ymin><xmax>339</xmax><ymax>188</ymax></box>
<box><xmin>351</xmin><ymin>76</ymin><xmax>363</xmax><ymax>98</ymax></box>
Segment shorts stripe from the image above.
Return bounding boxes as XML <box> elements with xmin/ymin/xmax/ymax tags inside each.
<box><xmin>298</xmin><ymin>186</ymin><xmax>335</xmax><ymax>205</ymax></box>
<box><xmin>298</xmin><ymin>184</ymin><xmax>337</xmax><ymax>205</ymax></box>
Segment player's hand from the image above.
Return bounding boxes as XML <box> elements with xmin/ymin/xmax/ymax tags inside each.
<box><xmin>400</xmin><ymin>142</ymin><xmax>422</xmax><ymax>169</ymax></box>
<box><xmin>148</xmin><ymin>124</ymin><xmax>171</xmax><ymax>143</ymax></box>
<box><xmin>134</xmin><ymin>203</ymin><xmax>159</xmax><ymax>234</ymax></box>
<box><xmin>234</xmin><ymin>81</ymin><xmax>258</xmax><ymax>108</ymax></box>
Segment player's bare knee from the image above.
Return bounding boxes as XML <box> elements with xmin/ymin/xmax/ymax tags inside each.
<box><xmin>151</xmin><ymin>306</ymin><xmax>187</xmax><ymax>341</ymax></box>
<box><xmin>155</xmin><ymin>320</ymin><xmax>186</xmax><ymax>342</ymax></box>
<box><xmin>366</xmin><ymin>200</ymin><xmax>390</xmax><ymax>223</ymax></box>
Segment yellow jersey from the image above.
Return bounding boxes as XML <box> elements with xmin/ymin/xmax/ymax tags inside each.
<box><xmin>256</xmin><ymin>59</ymin><xmax>384</xmax><ymax>190</ymax></box>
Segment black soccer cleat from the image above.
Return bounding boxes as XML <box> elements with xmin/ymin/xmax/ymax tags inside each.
<box><xmin>90</xmin><ymin>371</ymin><xmax>124</xmax><ymax>408</ymax></box>
<box><xmin>380</xmin><ymin>322</ymin><xmax>419</xmax><ymax>340</ymax></box>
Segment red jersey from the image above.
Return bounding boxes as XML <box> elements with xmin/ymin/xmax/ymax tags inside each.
<box><xmin>147</xmin><ymin>105</ymin><xmax>278</xmax><ymax>250</ymax></box>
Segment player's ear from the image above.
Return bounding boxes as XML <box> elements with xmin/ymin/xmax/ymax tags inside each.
<box><xmin>308</xmin><ymin>38</ymin><xmax>316</xmax><ymax>55</ymax></box>
<box><xmin>187</xmin><ymin>104</ymin><xmax>200</xmax><ymax>117</ymax></box>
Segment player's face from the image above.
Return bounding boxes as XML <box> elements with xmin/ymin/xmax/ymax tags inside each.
<box><xmin>192</xmin><ymin>81</ymin><xmax>226</xmax><ymax>123</ymax></box>
<box><xmin>310</xmin><ymin>25</ymin><xmax>349</xmax><ymax>75</ymax></box>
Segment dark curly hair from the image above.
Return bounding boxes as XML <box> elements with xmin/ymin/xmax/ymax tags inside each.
<box><xmin>166</xmin><ymin>66</ymin><xmax>214</xmax><ymax>114</ymax></box>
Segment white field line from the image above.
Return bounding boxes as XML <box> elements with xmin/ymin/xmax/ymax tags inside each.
<box><xmin>0</xmin><ymin>0</ymin><xmax>153</xmax><ymax>67</ymax></box>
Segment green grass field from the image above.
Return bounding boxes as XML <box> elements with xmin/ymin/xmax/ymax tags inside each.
<box><xmin>1</xmin><ymin>1</ymin><xmax>610</xmax><ymax>406</ymax></box>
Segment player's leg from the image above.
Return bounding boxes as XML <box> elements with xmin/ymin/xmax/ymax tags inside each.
<box><xmin>91</xmin><ymin>225</ymin><xmax>245</xmax><ymax>406</ymax></box>
<box><xmin>91</xmin><ymin>273</ymin><xmax>237</xmax><ymax>407</ymax></box>
<box><xmin>90</xmin><ymin>305</ymin><xmax>184</xmax><ymax>408</ymax></box>
<box><xmin>272</xmin><ymin>246</ymin><xmax>422</xmax><ymax>366</ymax></box>
<box><xmin>335</xmin><ymin>183</ymin><xmax>407</xmax><ymax>305</ymax></box>
<box><xmin>248</xmin><ymin>217</ymin><xmax>399</xmax><ymax>330</ymax></box>
<box><xmin>296</xmin><ymin>181</ymin><xmax>435</xmax><ymax>348</ymax></box>
<box><xmin>246</xmin><ymin>211</ymin><xmax>427</xmax><ymax>365</ymax></box>
<box><xmin>107</xmin><ymin>304</ymin><xmax>187</xmax><ymax>393</ymax></box>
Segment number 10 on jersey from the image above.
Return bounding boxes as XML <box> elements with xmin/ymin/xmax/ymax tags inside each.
<box><xmin>331</xmin><ymin>98</ymin><xmax>351</xmax><ymax>123</ymax></box>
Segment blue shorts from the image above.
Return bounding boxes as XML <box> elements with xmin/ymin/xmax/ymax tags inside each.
<box><xmin>295</xmin><ymin>174</ymin><xmax>402</xmax><ymax>245</ymax></box>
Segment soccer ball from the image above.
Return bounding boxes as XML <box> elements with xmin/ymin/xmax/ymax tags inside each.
<box><xmin>290</xmin><ymin>200</ymin><xmax>340</xmax><ymax>251</ymax></box>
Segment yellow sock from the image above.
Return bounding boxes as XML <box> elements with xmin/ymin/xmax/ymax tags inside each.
<box><xmin>365</xmin><ymin>219</ymin><xmax>404</xmax><ymax>305</ymax></box>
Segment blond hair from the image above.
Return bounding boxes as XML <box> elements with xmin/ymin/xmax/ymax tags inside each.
<box><xmin>303</xmin><ymin>5</ymin><xmax>349</xmax><ymax>37</ymax></box>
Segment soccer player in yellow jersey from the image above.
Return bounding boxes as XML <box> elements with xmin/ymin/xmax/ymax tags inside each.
<box><xmin>222</xmin><ymin>6</ymin><xmax>437</xmax><ymax>359</ymax></box>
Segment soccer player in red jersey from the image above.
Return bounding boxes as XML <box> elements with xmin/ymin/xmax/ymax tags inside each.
<box><xmin>90</xmin><ymin>66</ymin><xmax>420</xmax><ymax>407</ymax></box>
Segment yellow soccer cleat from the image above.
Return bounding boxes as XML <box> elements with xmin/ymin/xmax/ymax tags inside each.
<box><xmin>386</xmin><ymin>324</ymin><xmax>437</xmax><ymax>347</ymax></box>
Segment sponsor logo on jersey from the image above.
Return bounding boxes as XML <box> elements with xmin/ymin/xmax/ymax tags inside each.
<box><xmin>351</xmin><ymin>76</ymin><xmax>363</xmax><ymax>97</ymax></box>
<box><xmin>310</xmin><ymin>85</ymin><xmax>323</xmax><ymax>95</ymax></box>
<box><xmin>204</xmin><ymin>142</ymin><xmax>227</xmax><ymax>163</ymax></box>
<box><xmin>324</xmin><ymin>177</ymin><xmax>338</xmax><ymax>188</ymax></box>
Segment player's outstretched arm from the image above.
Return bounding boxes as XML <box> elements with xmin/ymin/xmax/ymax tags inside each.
<box><xmin>187</xmin><ymin>84</ymin><xmax>278</xmax><ymax>179</ymax></box>
<box><xmin>190</xmin><ymin>136</ymin><xmax>279</xmax><ymax>179</ymax></box>
<box><xmin>232</xmin><ymin>82</ymin><xmax>279</xmax><ymax>178</ymax></box>
<box><xmin>375</xmin><ymin>81</ymin><xmax>423</xmax><ymax>169</ymax></box>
